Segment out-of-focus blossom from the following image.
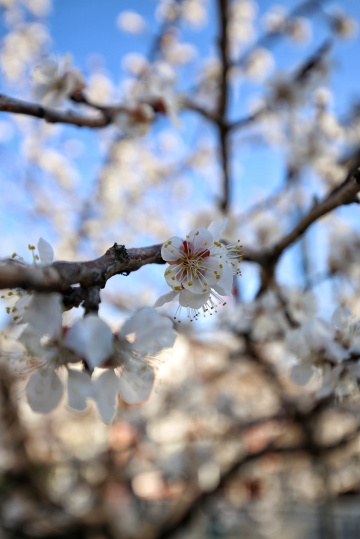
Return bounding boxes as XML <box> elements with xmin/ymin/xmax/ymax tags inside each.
<box><xmin>122</xmin><ymin>53</ymin><xmax>149</xmax><ymax>76</ymax></box>
<box><xmin>32</xmin><ymin>54</ymin><xmax>84</xmax><ymax>107</ymax></box>
<box><xmin>163</xmin><ymin>37</ymin><xmax>197</xmax><ymax>65</ymax></box>
<box><xmin>268</xmin><ymin>73</ymin><xmax>305</xmax><ymax>107</ymax></box>
<box><xmin>64</xmin><ymin>315</ymin><xmax>114</xmax><ymax>372</ymax></box>
<box><xmin>332</xmin><ymin>306</ymin><xmax>360</xmax><ymax>354</ymax></box>
<box><xmin>10</xmin><ymin>238</ymin><xmax>55</xmax><ymax>324</ymax></box>
<box><xmin>250</xmin><ymin>210</ymin><xmax>282</xmax><ymax>249</ymax></box>
<box><xmin>143</xmin><ymin>62</ymin><xmax>182</xmax><ymax>127</ymax></box>
<box><xmin>114</xmin><ymin>62</ymin><xmax>182</xmax><ymax>133</ymax></box>
<box><xmin>19</xmin><ymin>292</ymin><xmax>93</xmax><ymax>414</ymax></box>
<box><xmin>93</xmin><ymin>308</ymin><xmax>177</xmax><ymax>423</ymax></box>
<box><xmin>328</xmin><ymin>224</ymin><xmax>360</xmax><ymax>280</ymax></box>
<box><xmin>287</xmin><ymin>315</ymin><xmax>348</xmax><ymax>387</ymax></box>
<box><xmin>222</xmin><ymin>286</ymin><xmax>317</xmax><ymax>340</ymax></box>
<box><xmin>228</xmin><ymin>0</ymin><xmax>258</xmax><ymax>57</ymax></box>
<box><xmin>113</xmin><ymin>101</ymin><xmax>155</xmax><ymax>136</ymax></box>
<box><xmin>26</xmin><ymin>0</ymin><xmax>51</xmax><ymax>17</ymax></box>
<box><xmin>244</xmin><ymin>48</ymin><xmax>274</xmax><ymax>82</ymax></box>
<box><xmin>287</xmin><ymin>17</ymin><xmax>312</xmax><ymax>43</ymax></box>
<box><xmin>182</xmin><ymin>0</ymin><xmax>207</xmax><ymax>28</ymax></box>
<box><xmin>262</xmin><ymin>5</ymin><xmax>288</xmax><ymax>34</ymax></box>
<box><xmin>156</xmin><ymin>0</ymin><xmax>181</xmax><ymax>23</ymax></box>
<box><xmin>116</xmin><ymin>11</ymin><xmax>146</xmax><ymax>34</ymax></box>
<box><xmin>330</xmin><ymin>11</ymin><xmax>358</xmax><ymax>39</ymax></box>
<box><xmin>85</xmin><ymin>72</ymin><xmax>115</xmax><ymax>104</ymax></box>
<box><xmin>1</xmin><ymin>22</ymin><xmax>49</xmax><ymax>82</ymax></box>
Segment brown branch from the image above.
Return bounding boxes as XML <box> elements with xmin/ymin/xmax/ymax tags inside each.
<box><xmin>271</xmin><ymin>175</ymin><xmax>360</xmax><ymax>260</ymax></box>
<box><xmin>181</xmin><ymin>97</ymin><xmax>219</xmax><ymax>123</ymax></box>
<box><xmin>240</xmin><ymin>174</ymin><xmax>360</xmax><ymax>283</ymax></box>
<box><xmin>0</xmin><ymin>243</ymin><xmax>164</xmax><ymax>293</ymax></box>
<box><xmin>0</xmin><ymin>93</ymin><xmax>112</xmax><ymax>128</ymax></box>
<box><xmin>229</xmin><ymin>40</ymin><xmax>331</xmax><ymax>132</ymax></box>
<box><xmin>217</xmin><ymin>0</ymin><xmax>231</xmax><ymax>214</ymax></box>
<box><xmin>151</xmin><ymin>425</ymin><xmax>360</xmax><ymax>539</ymax></box>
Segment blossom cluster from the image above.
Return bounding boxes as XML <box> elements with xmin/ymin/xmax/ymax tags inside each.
<box><xmin>287</xmin><ymin>306</ymin><xmax>360</xmax><ymax>399</ymax></box>
<box><xmin>8</xmin><ymin>240</ymin><xmax>177</xmax><ymax>424</ymax></box>
<box><xmin>31</xmin><ymin>54</ymin><xmax>181</xmax><ymax>134</ymax></box>
<box><xmin>155</xmin><ymin>219</ymin><xmax>242</xmax><ymax>320</ymax></box>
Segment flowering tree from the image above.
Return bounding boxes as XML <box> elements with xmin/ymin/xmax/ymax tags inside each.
<box><xmin>1</xmin><ymin>0</ymin><xmax>360</xmax><ymax>537</ymax></box>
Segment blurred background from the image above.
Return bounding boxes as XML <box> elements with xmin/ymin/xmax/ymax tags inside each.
<box><xmin>1</xmin><ymin>0</ymin><xmax>360</xmax><ymax>537</ymax></box>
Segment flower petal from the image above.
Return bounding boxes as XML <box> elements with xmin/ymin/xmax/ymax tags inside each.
<box><xmin>207</xmin><ymin>219</ymin><xmax>228</xmax><ymax>241</ymax></box>
<box><xmin>164</xmin><ymin>262</ymin><xmax>184</xmax><ymax>288</ymax></box>
<box><xmin>93</xmin><ymin>369</ymin><xmax>118</xmax><ymax>423</ymax></box>
<box><xmin>290</xmin><ymin>364</ymin><xmax>314</xmax><ymax>386</ymax></box>
<box><xmin>67</xmin><ymin>368</ymin><xmax>92</xmax><ymax>412</ymax></box>
<box><xmin>200</xmin><ymin>256</ymin><xmax>225</xmax><ymax>286</ymax></box>
<box><xmin>161</xmin><ymin>236</ymin><xmax>184</xmax><ymax>262</ymax></box>
<box><xmin>154</xmin><ymin>290</ymin><xmax>179</xmax><ymax>307</ymax></box>
<box><xmin>118</xmin><ymin>359</ymin><xmax>155</xmax><ymax>404</ymax></box>
<box><xmin>64</xmin><ymin>315</ymin><xmax>113</xmax><ymax>370</ymax></box>
<box><xmin>38</xmin><ymin>237</ymin><xmax>54</xmax><ymax>264</ymax></box>
<box><xmin>179</xmin><ymin>289</ymin><xmax>210</xmax><ymax>309</ymax></box>
<box><xmin>26</xmin><ymin>368</ymin><xmax>63</xmax><ymax>413</ymax></box>
<box><xmin>21</xmin><ymin>293</ymin><xmax>62</xmax><ymax>339</ymax></box>
<box><xmin>187</xmin><ymin>227</ymin><xmax>213</xmax><ymax>254</ymax></box>
<box><xmin>120</xmin><ymin>308</ymin><xmax>176</xmax><ymax>355</ymax></box>
<box><xmin>212</xmin><ymin>263</ymin><xmax>233</xmax><ymax>296</ymax></box>
<box><xmin>332</xmin><ymin>306</ymin><xmax>351</xmax><ymax>331</ymax></box>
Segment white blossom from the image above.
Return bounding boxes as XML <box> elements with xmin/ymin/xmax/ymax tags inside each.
<box><xmin>116</xmin><ymin>11</ymin><xmax>146</xmax><ymax>34</ymax></box>
<box><xmin>287</xmin><ymin>316</ymin><xmax>348</xmax><ymax>388</ymax></box>
<box><xmin>92</xmin><ymin>308</ymin><xmax>177</xmax><ymax>423</ymax></box>
<box><xmin>64</xmin><ymin>315</ymin><xmax>113</xmax><ymax>371</ymax></box>
<box><xmin>332</xmin><ymin>306</ymin><xmax>360</xmax><ymax>354</ymax></box>
<box><xmin>32</xmin><ymin>54</ymin><xmax>84</xmax><ymax>107</ymax></box>
<box><xmin>19</xmin><ymin>292</ymin><xmax>93</xmax><ymax>414</ymax></box>
<box><xmin>155</xmin><ymin>219</ymin><xmax>242</xmax><ymax>320</ymax></box>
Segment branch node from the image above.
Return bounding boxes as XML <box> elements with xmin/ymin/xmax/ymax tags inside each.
<box><xmin>106</xmin><ymin>243</ymin><xmax>129</xmax><ymax>262</ymax></box>
<box><xmin>353</xmin><ymin>168</ymin><xmax>360</xmax><ymax>185</ymax></box>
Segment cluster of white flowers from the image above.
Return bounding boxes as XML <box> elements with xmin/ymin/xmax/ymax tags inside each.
<box><xmin>221</xmin><ymin>286</ymin><xmax>317</xmax><ymax>339</ymax></box>
<box><xmin>287</xmin><ymin>307</ymin><xmax>360</xmax><ymax>398</ymax></box>
<box><xmin>114</xmin><ymin>62</ymin><xmax>182</xmax><ymax>135</ymax></box>
<box><xmin>155</xmin><ymin>219</ymin><xmax>242</xmax><ymax>321</ymax></box>
<box><xmin>31</xmin><ymin>53</ymin><xmax>181</xmax><ymax>135</ymax></box>
<box><xmin>7</xmin><ymin>239</ymin><xmax>177</xmax><ymax>423</ymax></box>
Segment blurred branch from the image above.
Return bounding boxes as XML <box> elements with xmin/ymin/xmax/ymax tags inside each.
<box><xmin>242</xmin><ymin>173</ymin><xmax>360</xmax><ymax>291</ymax></box>
<box><xmin>229</xmin><ymin>40</ymin><xmax>331</xmax><ymax>132</ymax></box>
<box><xmin>217</xmin><ymin>0</ymin><xmax>231</xmax><ymax>214</ymax></box>
<box><xmin>0</xmin><ymin>93</ymin><xmax>112</xmax><ymax>128</ymax></box>
<box><xmin>181</xmin><ymin>97</ymin><xmax>219</xmax><ymax>123</ymax></box>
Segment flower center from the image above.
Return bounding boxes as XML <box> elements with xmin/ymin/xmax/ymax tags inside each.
<box><xmin>181</xmin><ymin>241</ymin><xmax>210</xmax><ymax>275</ymax></box>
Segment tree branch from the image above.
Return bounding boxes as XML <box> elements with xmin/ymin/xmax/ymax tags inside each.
<box><xmin>0</xmin><ymin>93</ymin><xmax>112</xmax><ymax>128</ymax></box>
<box><xmin>0</xmin><ymin>243</ymin><xmax>164</xmax><ymax>292</ymax></box>
<box><xmin>217</xmin><ymin>0</ymin><xmax>231</xmax><ymax>213</ymax></box>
